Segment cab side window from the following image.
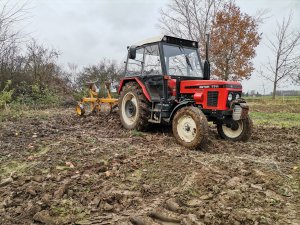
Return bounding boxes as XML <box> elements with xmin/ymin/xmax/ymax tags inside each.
<box><xmin>127</xmin><ymin>47</ymin><xmax>144</xmax><ymax>76</ymax></box>
<box><xmin>143</xmin><ymin>44</ymin><xmax>162</xmax><ymax>75</ymax></box>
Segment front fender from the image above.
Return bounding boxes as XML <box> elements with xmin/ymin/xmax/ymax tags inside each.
<box><xmin>229</xmin><ymin>98</ymin><xmax>248</xmax><ymax>109</ymax></box>
<box><xmin>167</xmin><ymin>100</ymin><xmax>195</xmax><ymax>123</ymax></box>
<box><xmin>231</xmin><ymin>99</ymin><xmax>249</xmax><ymax>120</ymax></box>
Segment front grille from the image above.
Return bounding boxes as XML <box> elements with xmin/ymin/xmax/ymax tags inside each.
<box><xmin>207</xmin><ymin>91</ymin><xmax>219</xmax><ymax>107</ymax></box>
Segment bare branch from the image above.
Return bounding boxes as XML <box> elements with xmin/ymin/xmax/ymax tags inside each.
<box><xmin>259</xmin><ymin>11</ymin><xmax>300</xmax><ymax>99</ymax></box>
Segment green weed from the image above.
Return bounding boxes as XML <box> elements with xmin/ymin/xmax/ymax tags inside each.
<box><xmin>250</xmin><ymin>112</ymin><xmax>300</xmax><ymax>127</ymax></box>
<box><xmin>131</xmin><ymin>130</ymin><xmax>143</xmax><ymax>137</ymax></box>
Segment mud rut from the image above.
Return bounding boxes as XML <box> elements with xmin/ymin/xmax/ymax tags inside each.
<box><xmin>0</xmin><ymin>109</ymin><xmax>299</xmax><ymax>225</ymax></box>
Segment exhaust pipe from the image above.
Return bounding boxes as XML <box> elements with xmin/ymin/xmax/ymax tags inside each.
<box><xmin>204</xmin><ymin>34</ymin><xmax>210</xmax><ymax>80</ymax></box>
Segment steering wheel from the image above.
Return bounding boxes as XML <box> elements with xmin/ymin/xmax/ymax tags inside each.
<box><xmin>143</xmin><ymin>69</ymin><xmax>154</xmax><ymax>75</ymax></box>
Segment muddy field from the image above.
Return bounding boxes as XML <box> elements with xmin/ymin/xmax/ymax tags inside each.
<box><xmin>0</xmin><ymin>109</ymin><xmax>299</xmax><ymax>225</ymax></box>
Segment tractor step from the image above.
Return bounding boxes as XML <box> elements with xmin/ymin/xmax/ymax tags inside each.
<box><xmin>148</xmin><ymin>119</ymin><xmax>161</xmax><ymax>123</ymax></box>
<box><xmin>149</xmin><ymin>102</ymin><xmax>162</xmax><ymax>124</ymax></box>
<box><xmin>150</xmin><ymin>109</ymin><xmax>161</xmax><ymax>112</ymax></box>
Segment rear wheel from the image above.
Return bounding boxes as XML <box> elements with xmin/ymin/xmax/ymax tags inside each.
<box><xmin>119</xmin><ymin>82</ymin><xmax>150</xmax><ymax>130</ymax></box>
<box><xmin>217</xmin><ymin>116</ymin><xmax>253</xmax><ymax>141</ymax></box>
<box><xmin>172</xmin><ymin>107</ymin><xmax>208</xmax><ymax>149</ymax></box>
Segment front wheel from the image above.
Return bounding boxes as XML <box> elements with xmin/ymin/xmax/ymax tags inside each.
<box><xmin>172</xmin><ymin>107</ymin><xmax>208</xmax><ymax>149</ymax></box>
<box><xmin>217</xmin><ymin>116</ymin><xmax>253</xmax><ymax>141</ymax></box>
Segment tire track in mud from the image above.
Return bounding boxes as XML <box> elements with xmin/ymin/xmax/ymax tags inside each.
<box><xmin>0</xmin><ymin>109</ymin><xmax>300</xmax><ymax>225</ymax></box>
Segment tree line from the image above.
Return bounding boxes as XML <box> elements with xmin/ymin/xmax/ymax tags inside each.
<box><xmin>160</xmin><ymin>0</ymin><xmax>300</xmax><ymax>99</ymax></box>
<box><xmin>0</xmin><ymin>1</ymin><xmax>122</xmax><ymax>108</ymax></box>
<box><xmin>1</xmin><ymin>0</ymin><xmax>299</xmax><ymax>106</ymax></box>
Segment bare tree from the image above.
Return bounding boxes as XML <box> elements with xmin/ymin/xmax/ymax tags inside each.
<box><xmin>0</xmin><ymin>1</ymin><xmax>28</xmax><ymax>51</ymax></box>
<box><xmin>159</xmin><ymin>0</ymin><xmax>265</xmax><ymax>81</ymax></box>
<box><xmin>0</xmin><ymin>1</ymin><xmax>77</xmax><ymax>104</ymax></box>
<box><xmin>0</xmin><ymin>0</ymin><xmax>28</xmax><ymax>83</ymax></box>
<box><xmin>75</xmin><ymin>59</ymin><xmax>123</xmax><ymax>93</ymax></box>
<box><xmin>158</xmin><ymin>0</ymin><xmax>224</xmax><ymax>54</ymax></box>
<box><xmin>259</xmin><ymin>12</ymin><xmax>300</xmax><ymax>99</ymax></box>
<box><xmin>291</xmin><ymin>67</ymin><xmax>300</xmax><ymax>85</ymax></box>
<box><xmin>24</xmin><ymin>39</ymin><xmax>60</xmax><ymax>92</ymax></box>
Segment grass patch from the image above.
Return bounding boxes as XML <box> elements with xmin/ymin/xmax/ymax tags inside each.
<box><xmin>56</xmin><ymin>165</ymin><xmax>73</xmax><ymax>171</ymax></box>
<box><xmin>0</xmin><ymin>160</ymin><xmax>33</xmax><ymax>177</ymax></box>
<box><xmin>0</xmin><ymin>107</ymin><xmax>56</xmax><ymax>122</ymax></box>
<box><xmin>250</xmin><ymin>112</ymin><xmax>300</xmax><ymax>127</ymax></box>
<box><xmin>33</xmin><ymin>147</ymin><xmax>50</xmax><ymax>157</ymax></box>
<box><xmin>131</xmin><ymin>130</ymin><xmax>144</xmax><ymax>137</ymax></box>
<box><xmin>98</xmin><ymin>159</ymin><xmax>109</xmax><ymax>165</ymax></box>
<box><xmin>246</xmin><ymin>96</ymin><xmax>300</xmax><ymax>113</ymax></box>
<box><xmin>244</xmin><ymin>96</ymin><xmax>300</xmax><ymax>102</ymax></box>
<box><xmin>128</xmin><ymin>169</ymin><xmax>142</xmax><ymax>182</ymax></box>
<box><xmin>244</xmin><ymin>96</ymin><xmax>300</xmax><ymax>117</ymax></box>
<box><xmin>185</xmin><ymin>187</ymin><xmax>200</xmax><ymax>198</ymax></box>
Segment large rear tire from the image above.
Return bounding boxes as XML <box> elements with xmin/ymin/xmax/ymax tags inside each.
<box><xmin>172</xmin><ymin>107</ymin><xmax>208</xmax><ymax>149</ymax></box>
<box><xmin>119</xmin><ymin>82</ymin><xmax>150</xmax><ymax>131</ymax></box>
<box><xmin>217</xmin><ymin>115</ymin><xmax>253</xmax><ymax>141</ymax></box>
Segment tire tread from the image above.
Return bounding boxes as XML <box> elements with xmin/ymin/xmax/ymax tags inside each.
<box><xmin>119</xmin><ymin>82</ymin><xmax>150</xmax><ymax>131</ymax></box>
<box><xmin>217</xmin><ymin>116</ymin><xmax>253</xmax><ymax>141</ymax></box>
<box><xmin>172</xmin><ymin>106</ymin><xmax>208</xmax><ymax>150</ymax></box>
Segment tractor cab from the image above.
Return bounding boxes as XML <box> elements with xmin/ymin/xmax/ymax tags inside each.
<box><xmin>124</xmin><ymin>35</ymin><xmax>208</xmax><ymax>102</ymax></box>
<box><xmin>118</xmin><ymin>35</ymin><xmax>252</xmax><ymax>149</ymax></box>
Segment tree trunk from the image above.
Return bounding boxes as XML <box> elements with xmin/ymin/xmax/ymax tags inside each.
<box><xmin>224</xmin><ymin>58</ymin><xmax>230</xmax><ymax>81</ymax></box>
<box><xmin>272</xmin><ymin>81</ymin><xmax>277</xmax><ymax>100</ymax></box>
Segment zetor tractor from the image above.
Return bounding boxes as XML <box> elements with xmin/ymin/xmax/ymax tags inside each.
<box><xmin>118</xmin><ymin>35</ymin><xmax>252</xmax><ymax>149</ymax></box>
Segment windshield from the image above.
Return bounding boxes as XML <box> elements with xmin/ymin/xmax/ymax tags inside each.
<box><xmin>163</xmin><ymin>44</ymin><xmax>203</xmax><ymax>77</ymax></box>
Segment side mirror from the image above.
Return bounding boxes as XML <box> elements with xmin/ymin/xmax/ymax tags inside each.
<box><xmin>128</xmin><ymin>45</ymin><xmax>137</xmax><ymax>59</ymax></box>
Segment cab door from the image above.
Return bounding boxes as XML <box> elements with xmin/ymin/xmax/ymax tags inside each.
<box><xmin>141</xmin><ymin>44</ymin><xmax>164</xmax><ymax>101</ymax></box>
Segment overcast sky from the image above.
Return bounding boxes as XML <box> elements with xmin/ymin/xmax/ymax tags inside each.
<box><xmin>11</xmin><ymin>0</ymin><xmax>300</xmax><ymax>93</ymax></box>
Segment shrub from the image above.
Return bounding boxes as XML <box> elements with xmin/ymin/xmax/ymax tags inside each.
<box><xmin>15</xmin><ymin>82</ymin><xmax>61</xmax><ymax>108</ymax></box>
<box><xmin>0</xmin><ymin>80</ymin><xmax>14</xmax><ymax>109</ymax></box>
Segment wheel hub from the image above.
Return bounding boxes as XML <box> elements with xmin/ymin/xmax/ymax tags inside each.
<box><xmin>222</xmin><ymin>120</ymin><xmax>244</xmax><ymax>139</ymax></box>
<box><xmin>125</xmin><ymin>100</ymin><xmax>136</xmax><ymax>118</ymax></box>
<box><xmin>177</xmin><ymin>116</ymin><xmax>197</xmax><ymax>143</ymax></box>
<box><xmin>226</xmin><ymin>121</ymin><xmax>239</xmax><ymax>131</ymax></box>
<box><xmin>230</xmin><ymin>121</ymin><xmax>239</xmax><ymax>131</ymax></box>
<box><xmin>184</xmin><ymin>123</ymin><xmax>191</xmax><ymax>132</ymax></box>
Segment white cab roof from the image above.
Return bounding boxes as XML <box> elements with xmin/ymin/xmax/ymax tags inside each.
<box><xmin>133</xmin><ymin>35</ymin><xmax>165</xmax><ymax>47</ymax></box>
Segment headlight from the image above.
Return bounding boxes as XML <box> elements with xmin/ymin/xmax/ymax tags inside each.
<box><xmin>236</xmin><ymin>94</ymin><xmax>240</xmax><ymax>99</ymax></box>
<box><xmin>228</xmin><ymin>93</ymin><xmax>233</xmax><ymax>101</ymax></box>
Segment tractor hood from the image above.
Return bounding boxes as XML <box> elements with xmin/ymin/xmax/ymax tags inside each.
<box><xmin>178</xmin><ymin>80</ymin><xmax>243</xmax><ymax>110</ymax></box>
<box><xmin>180</xmin><ymin>80</ymin><xmax>242</xmax><ymax>93</ymax></box>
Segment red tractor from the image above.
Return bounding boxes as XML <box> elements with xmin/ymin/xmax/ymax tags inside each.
<box><xmin>118</xmin><ymin>35</ymin><xmax>252</xmax><ymax>149</ymax></box>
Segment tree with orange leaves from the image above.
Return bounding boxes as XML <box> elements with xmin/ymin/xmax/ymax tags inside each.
<box><xmin>210</xmin><ymin>2</ymin><xmax>261</xmax><ymax>81</ymax></box>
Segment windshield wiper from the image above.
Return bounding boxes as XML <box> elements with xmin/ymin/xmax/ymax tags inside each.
<box><xmin>179</xmin><ymin>45</ymin><xmax>193</xmax><ymax>71</ymax></box>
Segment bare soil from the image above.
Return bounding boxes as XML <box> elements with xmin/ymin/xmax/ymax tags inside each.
<box><xmin>0</xmin><ymin>109</ymin><xmax>299</xmax><ymax>225</ymax></box>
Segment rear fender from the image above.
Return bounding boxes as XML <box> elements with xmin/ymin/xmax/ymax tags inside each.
<box><xmin>118</xmin><ymin>77</ymin><xmax>151</xmax><ymax>101</ymax></box>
